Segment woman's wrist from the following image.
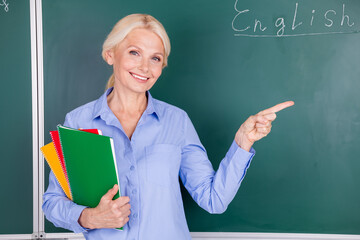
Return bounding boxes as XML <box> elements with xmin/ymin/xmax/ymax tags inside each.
<box><xmin>78</xmin><ymin>208</ymin><xmax>95</xmax><ymax>229</ymax></box>
<box><xmin>235</xmin><ymin>134</ymin><xmax>253</xmax><ymax>152</ymax></box>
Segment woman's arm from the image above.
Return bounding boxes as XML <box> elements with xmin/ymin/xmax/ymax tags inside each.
<box><xmin>42</xmin><ymin>171</ymin><xmax>89</xmax><ymax>232</ymax></box>
<box><xmin>180</xmin><ymin>113</ymin><xmax>254</xmax><ymax>214</ymax></box>
<box><xmin>180</xmin><ymin>101</ymin><xmax>294</xmax><ymax>214</ymax></box>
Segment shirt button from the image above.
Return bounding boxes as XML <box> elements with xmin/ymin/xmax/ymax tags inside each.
<box><xmin>132</xmin><ymin>189</ymin><xmax>137</xmax><ymax>194</ymax></box>
<box><xmin>130</xmin><ymin>165</ymin><xmax>135</xmax><ymax>171</ymax></box>
<box><xmin>133</xmin><ymin>213</ymin><xmax>138</xmax><ymax>218</ymax></box>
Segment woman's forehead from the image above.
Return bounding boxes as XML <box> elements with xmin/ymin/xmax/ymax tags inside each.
<box><xmin>122</xmin><ymin>28</ymin><xmax>164</xmax><ymax>54</ymax></box>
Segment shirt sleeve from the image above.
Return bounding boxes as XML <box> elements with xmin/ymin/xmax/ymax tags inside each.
<box><xmin>42</xmin><ymin>113</ymin><xmax>88</xmax><ymax>233</ymax></box>
<box><xmin>179</xmin><ymin>113</ymin><xmax>255</xmax><ymax>214</ymax></box>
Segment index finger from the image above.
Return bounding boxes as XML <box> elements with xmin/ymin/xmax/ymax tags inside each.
<box><xmin>259</xmin><ymin>101</ymin><xmax>294</xmax><ymax>115</ymax></box>
<box><xmin>115</xmin><ymin>196</ymin><xmax>130</xmax><ymax>205</ymax></box>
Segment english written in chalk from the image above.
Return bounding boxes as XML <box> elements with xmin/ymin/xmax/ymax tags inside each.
<box><xmin>232</xmin><ymin>1</ymin><xmax>356</xmax><ymax>37</ymax></box>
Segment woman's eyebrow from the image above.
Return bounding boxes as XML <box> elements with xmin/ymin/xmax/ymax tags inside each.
<box><xmin>127</xmin><ymin>45</ymin><xmax>141</xmax><ymax>49</ymax></box>
<box><xmin>127</xmin><ymin>45</ymin><xmax>164</xmax><ymax>56</ymax></box>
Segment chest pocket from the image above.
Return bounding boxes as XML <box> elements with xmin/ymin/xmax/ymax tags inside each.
<box><xmin>145</xmin><ymin>144</ymin><xmax>181</xmax><ymax>187</ymax></box>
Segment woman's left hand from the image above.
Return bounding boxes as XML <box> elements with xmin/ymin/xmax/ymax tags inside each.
<box><xmin>235</xmin><ymin>101</ymin><xmax>294</xmax><ymax>152</ymax></box>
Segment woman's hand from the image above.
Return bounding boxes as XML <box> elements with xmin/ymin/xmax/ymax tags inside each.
<box><xmin>235</xmin><ymin>101</ymin><xmax>294</xmax><ymax>152</ymax></box>
<box><xmin>78</xmin><ymin>184</ymin><xmax>131</xmax><ymax>229</ymax></box>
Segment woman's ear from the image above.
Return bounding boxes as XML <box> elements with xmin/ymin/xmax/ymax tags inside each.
<box><xmin>104</xmin><ymin>50</ymin><xmax>114</xmax><ymax>65</ymax></box>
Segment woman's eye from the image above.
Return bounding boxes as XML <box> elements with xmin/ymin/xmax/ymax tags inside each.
<box><xmin>129</xmin><ymin>50</ymin><xmax>138</xmax><ymax>56</ymax></box>
<box><xmin>152</xmin><ymin>56</ymin><xmax>161</xmax><ymax>62</ymax></box>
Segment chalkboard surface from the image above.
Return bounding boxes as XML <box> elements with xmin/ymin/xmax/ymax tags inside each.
<box><xmin>0</xmin><ymin>0</ymin><xmax>33</xmax><ymax>235</ymax></box>
<box><xmin>43</xmin><ymin>0</ymin><xmax>360</xmax><ymax>234</ymax></box>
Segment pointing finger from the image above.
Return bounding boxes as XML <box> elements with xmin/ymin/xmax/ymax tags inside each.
<box><xmin>259</xmin><ymin>101</ymin><xmax>294</xmax><ymax>115</ymax></box>
<box><xmin>263</xmin><ymin>113</ymin><xmax>276</xmax><ymax>121</ymax></box>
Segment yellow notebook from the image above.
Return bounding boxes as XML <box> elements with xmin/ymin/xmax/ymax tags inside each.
<box><xmin>41</xmin><ymin>142</ymin><xmax>72</xmax><ymax>200</ymax></box>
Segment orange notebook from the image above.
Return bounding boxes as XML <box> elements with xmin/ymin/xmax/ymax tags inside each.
<box><xmin>41</xmin><ymin>142</ymin><xmax>72</xmax><ymax>200</ymax></box>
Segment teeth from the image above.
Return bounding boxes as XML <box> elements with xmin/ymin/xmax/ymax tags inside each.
<box><xmin>131</xmin><ymin>73</ymin><xmax>148</xmax><ymax>80</ymax></box>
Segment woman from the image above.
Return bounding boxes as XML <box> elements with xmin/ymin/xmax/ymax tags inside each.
<box><xmin>43</xmin><ymin>14</ymin><xmax>294</xmax><ymax>239</ymax></box>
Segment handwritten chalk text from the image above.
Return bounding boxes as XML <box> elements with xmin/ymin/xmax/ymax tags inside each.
<box><xmin>0</xmin><ymin>0</ymin><xmax>9</xmax><ymax>12</ymax></box>
<box><xmin>232</xmin><ymin>0</ymin><xmax>357</xmax><ymax>37</ymax></box>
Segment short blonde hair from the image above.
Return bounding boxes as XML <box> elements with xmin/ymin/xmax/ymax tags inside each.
<box><xmin>102</xmin><ymin>14</ymin><xmax>171</xmax><ymax>90</ymax></box>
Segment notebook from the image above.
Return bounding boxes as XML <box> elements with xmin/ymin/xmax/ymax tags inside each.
<box><xmin>41</xmin><ymin>142</ymin><xmax>72</xmax><ymax>200</ymax></box>
<box><xmin>50</xmin><ymin>128</ymin><xmax>102</xmax><ymax>188</ymax></box>
<box><xmin>57</xmin><ymin>125</ymin><xmax>120</xmax><ymax>207</ymax></box>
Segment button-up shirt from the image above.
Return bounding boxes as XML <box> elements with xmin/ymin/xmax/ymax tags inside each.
<box><xmin>42</xmin><ymin>87</ymin><xmax>255</xmax><ymax>240</ymax></box>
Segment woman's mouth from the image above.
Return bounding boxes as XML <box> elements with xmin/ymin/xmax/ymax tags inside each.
<box><xmin>130</xmin><ymin>72</ymin><xmax>149</xmax><ymax>81</ymax></box>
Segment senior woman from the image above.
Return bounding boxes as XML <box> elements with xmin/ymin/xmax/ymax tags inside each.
<box><xmin>43</xmin><ymin>14</ymin><xmax>294</xmax><ymax>239</ymax></box>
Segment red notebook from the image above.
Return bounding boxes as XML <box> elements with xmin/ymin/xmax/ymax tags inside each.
<box><xmin>49</xmin><ymin>129</ymin><xmax>102</xmax><ymax>184</ymax></box>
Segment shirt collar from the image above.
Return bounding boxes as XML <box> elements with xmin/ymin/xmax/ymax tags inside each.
<box><xmin>92</xmin><ymin>87</ymin><xmax>160</xmax><ymax>121</ymax></box>
<box><xmin>92</xmin><ymin>87</ymin><xmax>113</xmax><ymax>120</ymax></box>
<box><xmin>145</xmin><ymin>91</ymin><xmax>160</xmax><ymax>121</ymax></box>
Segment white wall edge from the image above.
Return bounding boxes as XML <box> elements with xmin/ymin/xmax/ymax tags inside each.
<box><xmin>30</xmin><ymin>0</ymin><xmax>45</xmax><ymax>238</ymax></box>
<box><xmin>36</xmin><ymin>0</ymin><xmax>45</xmax><ymax>233</ymax></box>
<box><xmin>30</xmin><ymin>0</ymin><xmax>39</xmax><ymax>236</ymax></box>
<box><xmin>0</xmin><ymin>234</ymin><xmax>33</xmax><ymax>240</ymax></box>
<box><xmin>36</xmin><ymin>232</ymin><xmax>360</xmax><ymax>240</ymax></box>
<box><xmin>44</xmin><ymin>233</ymin><xmax>84</xmax><ymax>239</ymax></box>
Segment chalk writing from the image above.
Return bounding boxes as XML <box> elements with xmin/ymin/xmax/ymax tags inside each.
<box><xmin>0</xmin><ymin>0</ymin><xmax>9</xmax><ymax>12</ymax></box>
<box><xmin>232</xmin><ymin>0</ymin><xmax>358</xmax><ymax>37</ymax></box>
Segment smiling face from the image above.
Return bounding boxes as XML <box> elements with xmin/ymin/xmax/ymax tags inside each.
<box><xmin>105</xmin><ymin>28</ymin><xmax>165</xmax><ymax>95</ymax></box>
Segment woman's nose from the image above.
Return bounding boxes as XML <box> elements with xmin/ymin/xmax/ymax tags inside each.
<box><xmin>139</xmin><ymin>58</ymin><xmax>149</xmax><ymax>73</ymax></box>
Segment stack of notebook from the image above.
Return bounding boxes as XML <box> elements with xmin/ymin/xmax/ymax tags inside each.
<box><xmin>41</xmin><ymin>125</ymin><xmax>120</xmax><ymax>207</ymax></box>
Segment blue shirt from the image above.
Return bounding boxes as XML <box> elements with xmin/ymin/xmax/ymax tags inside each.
<box><xmin>43</xmin><ymin>87</ymin><xmax>255</xmax><ymax>240</ymax></box>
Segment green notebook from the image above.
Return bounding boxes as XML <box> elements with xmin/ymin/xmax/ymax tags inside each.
<box><xmin>57</xmin><ymin>125</ymin><xmax>120</xmax><ymax>208</ymax></box>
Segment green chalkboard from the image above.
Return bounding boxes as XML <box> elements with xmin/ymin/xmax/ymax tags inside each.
<box><xmin>42</xmin><ymin>0</ymin><xmax>360</xmax><ymax>234</ymax></box>
<box><xmin>0</xmin><ymin>0</ymin><xmax>33</xmax><ymax>235</ymax></box>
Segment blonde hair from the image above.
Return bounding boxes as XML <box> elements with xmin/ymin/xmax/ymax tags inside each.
<box><xmin>102</xmin><ymin>14</ymin><xmax>171</xmax><ymax>90</ymax></box>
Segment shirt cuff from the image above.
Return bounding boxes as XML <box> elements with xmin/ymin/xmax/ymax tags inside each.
<box><xmin>226</xmin><ymin>140</ymin><xmax>255</xmax><ymax>161</ymax></box>
<box><xmin>225</xmin><ymin>140</ymin><xmax>255</xmax><ymax>181</ymax></box>
<box><xmin>68</xmin><ymin>204</ymin><xmax>89</xmax><ymax>233</ymax></box>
